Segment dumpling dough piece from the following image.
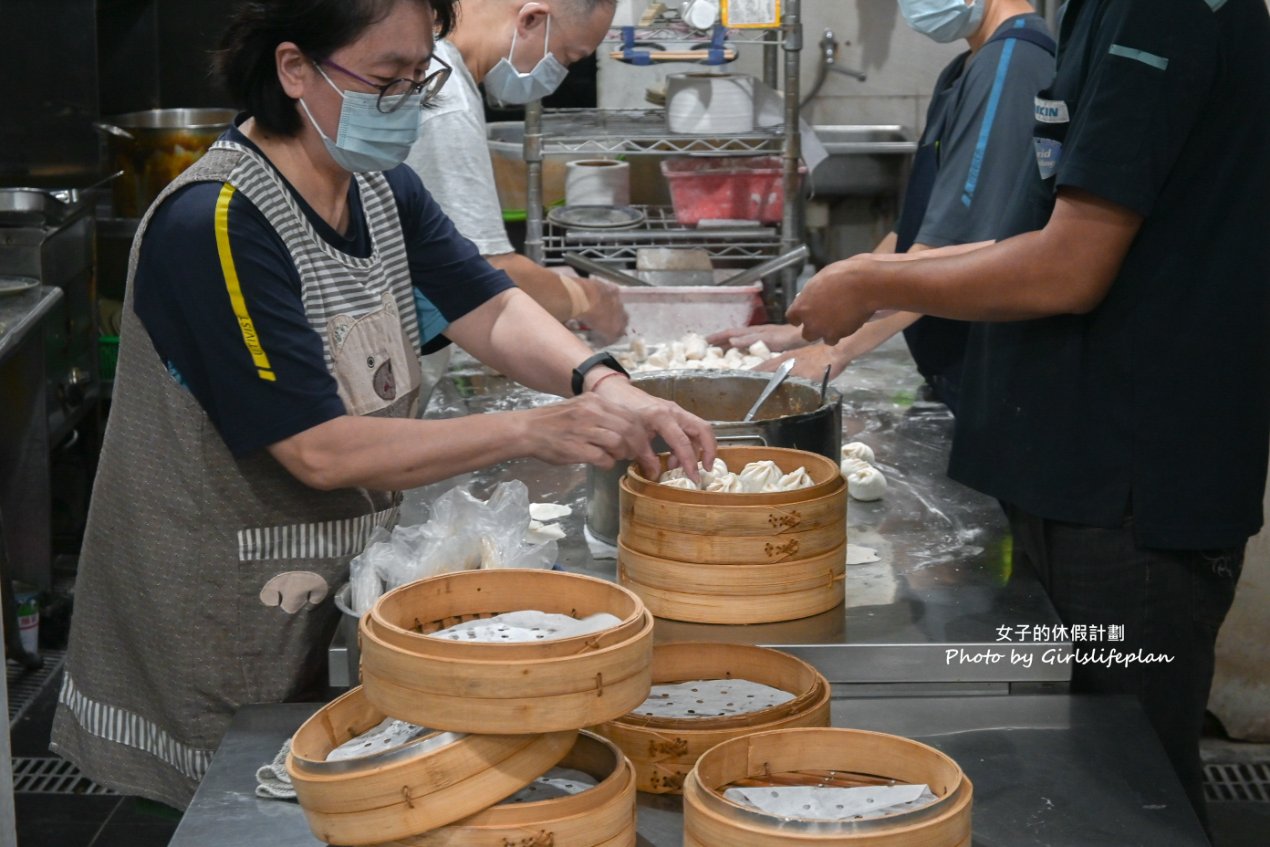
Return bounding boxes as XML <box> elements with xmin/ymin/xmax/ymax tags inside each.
<box><xmin>841</xmin><ymin>442</ymin><xmax>876</xmax><ymax>466</ymax></box>
<box><xmin>738</xmin><ymin>460</ymin><xmax>783</xmax><ymax>493</ymax></box>
<box><xmin>846</xmin><ymin>465</ymin><xmax>887</xmax><ymax>501</ymax></box>
<box><xmin>748</xmin><ymin>340</ymin><xmax>772</xmax><ymax>359</ymax></box>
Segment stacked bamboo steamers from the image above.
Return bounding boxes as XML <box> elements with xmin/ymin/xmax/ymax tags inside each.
<box><xmin>618</xmin><ymin>446</ymin><xmax>849</xmax><ymax>624</ymax></box>
<box><xmin>288</xmin><ymin>446</ymin><xmax>972</xmax><ymax>845</ymax></box>
<box><xmin>287</xmin><ymin>569</ymin><xmax>652</xmax><ymax>846</ymax></box>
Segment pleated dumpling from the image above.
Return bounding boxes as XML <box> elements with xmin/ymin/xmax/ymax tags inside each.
<box><xmin>706</xmin><ymin>473</ymin><xmax>745</xmax><ymax>493</ymax></box>
<box><xmin>840</xmin><ymin>456</ymin><xmax>871</xmax><ymax>478</ymax></box>
<box><xmin>737</xmin><ymin>460</ymin><xmax>783</xmax><ymax>493</ymax></box>
<box><xmin>659</xmin><ymin>466</ymin><xmax>689</xmax><ymax>484</ymax></box>
<box><xmin>698</xmin><ymin>458</ymin><xmax>730</xmax><ymax>487</ymax></box>
<box><xmin>775</xmin><ymin>466</ymin><xmax>813</xmax><ymax>491</ymax></box>
<box><xmin>661</xmin><ymin>476</ymin><xmax>700</xmax><ymax>490</ymax></box>
<box><xmin>841</xmin><ymin>442</ymin><xmax>875</xmax><ymax>466</ymax></box>
<box><xmin>845</xmin><ymin>465</ymin><xmax>887</xmax><ymax>501</ymax></box>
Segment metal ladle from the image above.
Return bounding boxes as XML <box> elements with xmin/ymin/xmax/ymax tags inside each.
<box><xmin>743</xmin><ymin>358</ymin><xmax>796</xmax><ymax>422</ymax></box>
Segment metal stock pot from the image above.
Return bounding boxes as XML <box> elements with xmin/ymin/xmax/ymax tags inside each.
<box><xmin>585</xmin><ymin>370</ymin><xmax>843</xmax><ymax>544</ymax></box>
<box><xmin>94</xmin><ymin>108</ymin><xmax>236</xmax><ymax>217</ymax></box>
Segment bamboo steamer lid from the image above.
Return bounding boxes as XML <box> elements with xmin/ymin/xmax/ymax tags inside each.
<box><xmin>683</xmin><ymin>727</ymin><xmax>973</xmax><ymax>846</ymax></box>
<box><xmin>385</xmin><ymin>731</ymin><xmax>637</xmax><ymax>847</ymax></box>
<box><xmin>286</xmin><ymin>686</ymin><xmax>576</xmax><ymax>846</ymax></box>
<box><xmin>360</xmin><ymin>570</ymin><xmax>655</xmax><ymax>733</ymax></box>
<box><xmin>594</xmin><ymin>643</ymin><xmax>831</xmax><ymax>794</ymax></box>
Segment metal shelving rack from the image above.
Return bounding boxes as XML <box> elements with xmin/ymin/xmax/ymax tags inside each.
<box><xmin>522</xmin><ymin>0</ymin><xmax>804</xmax><ymax>312</ymax></box>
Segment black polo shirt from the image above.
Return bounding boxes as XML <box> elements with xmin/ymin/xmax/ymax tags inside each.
<box><xmin>949</xmin><ymin>0</ymin><xmax>1270</xmax><ymax>550</ymax></box>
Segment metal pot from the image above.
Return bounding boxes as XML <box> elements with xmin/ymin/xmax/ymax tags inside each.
<box><xmin>93</xmin><ymin>108</ymin><xmax>236</xmax><ymax>217</ymax></box>
<box><xmin>585</xmin><ymin>370</ymin><xmax>843</xmax><ymax>544</ymax></box>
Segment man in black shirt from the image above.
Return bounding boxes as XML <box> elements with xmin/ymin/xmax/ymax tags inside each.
<box><xmin>789</xmin><ymin>0</ymin><xmax>1270</xmax><ymax>826</ymax></box>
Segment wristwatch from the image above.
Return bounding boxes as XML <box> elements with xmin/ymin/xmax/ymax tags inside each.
<box><xmin>571</xmin><ymin>351</ymin><xmax>629</xmax><ymax>396</ymax></box>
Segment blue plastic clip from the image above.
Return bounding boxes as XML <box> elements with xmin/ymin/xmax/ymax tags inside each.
<box><xmin>702</xmin><ymin>24</ymin><xmax>728</xmax><ymax>65</ymax></box>
<box><xmin>617</xmin><ymin>26</ymin><xmax>655</xmax><ymax>65</ymax></box>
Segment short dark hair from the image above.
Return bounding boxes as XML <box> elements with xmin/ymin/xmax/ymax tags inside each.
<box><xmin>559</xmin><ymin>0</ymin><xmax>618</xmax><ymax>21</ymax></box>
<box><xmin>215</xmin><ymin>0</ymin><xmax>458</xmax><ymax>136</ymax></box>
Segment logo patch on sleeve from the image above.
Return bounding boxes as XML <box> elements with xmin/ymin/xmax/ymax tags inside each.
<box><xmin>1034</xmin><ymin>97</ymin><xmax>1070</xmax><ymax>124</ymax></box>
<box><xmin>1034</xmin><ymin>138</ymin><xmax>1062</xmax><ymax>180</ymax></box>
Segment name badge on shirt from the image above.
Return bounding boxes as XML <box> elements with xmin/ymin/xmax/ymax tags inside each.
<box><xmin>1034</xmin><ymin>97</ymin><xmax>1070</xmax><ymax>124</ymax></box>
<box><xmin>1034</xmin><ymin>138</ymin><xmax>1062</xmax><ymax>181</ymax></box>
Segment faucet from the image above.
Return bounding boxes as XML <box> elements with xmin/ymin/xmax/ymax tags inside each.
<box><xmin>801</xmin><ymin>29</ymin><xmax>867</xmax><ymax>110</ymax></box>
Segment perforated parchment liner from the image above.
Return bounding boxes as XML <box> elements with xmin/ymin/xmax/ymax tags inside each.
<box><xmin>503</xmin><ymin>767</ymin><xmax>599</xmax><ymax>803</ymax></box>
<box><xmin>326</xmin><ymin>718</ymin><xmax>464</xmax><ymax>763</ymax></box>
<box><xmin>631</xmin><ymin>678</ymin><xmax>796</xmax><ymax>719</ymax></box>
<box><xmin>427</xmin><ymin>610</ymin><xmax>623</xmax><ymax>643</ymax></box>
<box><xmin>723</xmin><ymin>784</ymin><xmax>940</xmax><ymax>822</ymax></box>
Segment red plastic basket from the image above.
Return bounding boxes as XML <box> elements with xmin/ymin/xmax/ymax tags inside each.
<box><xmin>660</xmin><ymin>156</ymin><xmax>805</xmax><ymax>227</ymax></box>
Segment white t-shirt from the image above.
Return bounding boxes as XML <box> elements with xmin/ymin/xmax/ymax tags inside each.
<box><xmin>405</xmin><ymin>39</ymin><xmax>514</xmax><ymax>256</ymax></box>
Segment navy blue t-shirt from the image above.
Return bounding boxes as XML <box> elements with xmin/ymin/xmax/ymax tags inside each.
<box><xmin>133</xmin><ymin>123</ymin><xmax>514</xmax><ymax>457</ymax></box>
<box><xmin>950</xmin><ymin>0</ymin><xmax>1270</xmax><ymax>549</ymax></box>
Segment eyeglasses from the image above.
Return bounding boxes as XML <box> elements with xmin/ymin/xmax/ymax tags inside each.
<box><xmin>316</xmin><ymin>54</ymin><xmax>452</xmax><ymax>113</ymax></box>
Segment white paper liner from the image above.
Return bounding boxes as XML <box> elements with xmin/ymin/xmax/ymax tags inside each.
<box><xmin>846</xmin><ymin>544</ymin><xmax>879</xmax><ymax>565</ymax></box>
<box><xmin>326</xmin><ymin>718</ymin><xmax>463</xmax><ymax>762</ymax></box>
<box><xmin>529</xmin><ymin>502</ymin><xmax>573</xmax><ymax>522</ymax></box>
<box><xmin>503</xmin><ymin>767</ymin><xmax>599</xmax><ymax>803</ymax></box>
<box><xmin>723</xmin><ymin>784</ymin><xmax>940</xmax><ymax>822</ymax></box>
<box><xmin>428</xmin><ymin>610</ymin><xmax>624</xmax><ymax>643</ymax></box>
<box><xmin>631</xmin><ymin>678</ymin><xmax>796</xmax><ymax>719</ymax></box>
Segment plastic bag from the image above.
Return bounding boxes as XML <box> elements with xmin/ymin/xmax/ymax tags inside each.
<box><xmin>348</xmin><ymin>480</ymin><xmax>558</xmax><ymax>615</ymax></box>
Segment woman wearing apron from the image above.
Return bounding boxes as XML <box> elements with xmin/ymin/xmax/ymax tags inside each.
<box><xmin>51</xmin><ymin>0</ymin><xmax>713</xmax><ymax>809</ymax></box>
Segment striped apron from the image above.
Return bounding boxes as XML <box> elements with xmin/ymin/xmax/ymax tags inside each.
<box><xmin>50</xmin><ymin>140</ymin><xmax>421</xmax><ymax>808</ymax></box>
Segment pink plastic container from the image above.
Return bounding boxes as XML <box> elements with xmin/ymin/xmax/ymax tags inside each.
<box><xmin>660</xmin><ymin>156</ymin><xmax>805</xmax><ymax>227</ymax></box>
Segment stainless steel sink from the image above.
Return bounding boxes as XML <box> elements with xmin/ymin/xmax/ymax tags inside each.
<box><xmin>808</xmin><ymin>125</ymin><xmax>917</xmax><ymax>197</ymax></box>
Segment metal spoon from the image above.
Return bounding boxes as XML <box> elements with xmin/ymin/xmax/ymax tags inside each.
<box><xmin>819</xmin><ymin>363</ymin><xmax>832</xmax><ymax>406</ymax></box>
<box><xmin>743</xmin><ymin>358</ymin><xmax>796</xmax><ymax>422</ymax></box>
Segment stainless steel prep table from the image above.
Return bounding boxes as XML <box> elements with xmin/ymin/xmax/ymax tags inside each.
<box><xmin>332</xmin><ymin>338</ymin><xmax>1073</xmax><ymax>692</ymax></box>
<box><xmin>170</xmin><ymin>695</ymin><xmax>1208</xmax><ymax>846</ymax></box>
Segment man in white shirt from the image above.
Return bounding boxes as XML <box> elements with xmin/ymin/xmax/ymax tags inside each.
<box><xmin>406</xmin><ymin>0</ymin><xmax>626</xmax><ymax>341</ymax></box>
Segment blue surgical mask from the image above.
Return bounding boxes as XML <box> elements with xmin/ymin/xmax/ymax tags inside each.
<box><xmin>484</xmin><ymin>14</ymin><xmax>569</xmax><ymax>106</ymax></box>
<box><xmin>298</xmin><ymin>65</ymin><xmax>423</xmax><ymax>173</ymax></box>
<box><xmin>898</xmin><ymin>0</ymin><xmax>985</xmax><ymax>44</ymax></box>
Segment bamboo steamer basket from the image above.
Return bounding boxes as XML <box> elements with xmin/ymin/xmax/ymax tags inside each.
<box><xmin>287</xmin><ymin>686</ymin><xmax>576</xmax><ymax>846</ymax></box>
<box><xmin>385</xmin><ymin>731</ymin><xmax>637</xmax><ymax>847</ymax></box>
<box><xmin>682</xmin><ymin>727</ymin><xmax>973</xmax><ymax>846</ymax></box>
<box><xmin>360</xmin><ymin>570</ymin><xmax>655</xmax><ymax>733</ymax></box>
<box><xmin>369</xmin><ymin>567</ymin><xmax>647</xmax><ymax>658</ymax></box>
<box><xmin>620</xmin><ymin>476</ymin><xmax>847</xmax><ymax>563</ymax></box>
<box><xmin>594</xmin><ymin>643</ymin><xmax>830</xmax><ymax>794</ymax></box>
<box><xmin>618</xmin><ymin>541</ymin><xmax>846</xmax><ymax>624</ymax></box>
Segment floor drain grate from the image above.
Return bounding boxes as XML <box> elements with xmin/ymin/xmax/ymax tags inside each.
<box><xmin>11</xmin><ymin>756</ymin><xmax>114</xmax><ymax>795</ymax></box>
<box><xmin>7</xmin><ymin>650</ymin><xmax>66</xmax><ymax>726</ymax></box>
<box><xmin>1204</xmin><ymin>762</ymin><xmax>1270</xmax><ymax>803</ymax></box>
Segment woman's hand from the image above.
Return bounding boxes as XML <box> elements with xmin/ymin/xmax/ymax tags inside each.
<box><xmin>591</xmin><ymin>376</ymin><xmax>717</xmax><ymax>481</ymax></box>
<box><xmin>753</xmin><ymin>342</ymin><xmax>850</xmax><ymax>381</ymax></box>
<box><xmin>705</xmin><ymin>323</ymin><xmax>808</xmax><ymax>352</ymax></box>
